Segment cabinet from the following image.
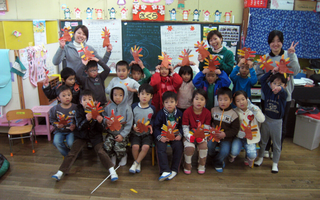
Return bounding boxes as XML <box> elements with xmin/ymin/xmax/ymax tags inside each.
<box><xmin>37</xmin><ymin>76</ymin><xmax>59</xmax><ymax>105</ymax></box>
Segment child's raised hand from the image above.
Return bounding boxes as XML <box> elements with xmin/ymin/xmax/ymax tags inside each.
<box><xmin>288</xmin><ymin>41</ymin><xmax>298</xmax><ymax>54</ymax></box>
<box><xmin>215</xmin><ymin>69</ymin><xmax>221</xmax><ymax>75</ymax></box>
<box><xmin>149</xmin><ymin>126</ymin><xmax>153</xmax><ymax>134</ymax></box>
<box><xmin>216</xmin><ymin>131</ymin><xmax>226</xmax><ymax>140</ymax></box>
<box><xmin>202</xmin><ymin>68</ymin><xmax>210</xmax><ymax>74</ymax></box>
<box><xmin>129</xmin><ymin>60</ymin><xmax>136</xmax><ymax>66</ymax></box>
<box><xmin>238</xmin><ymin>58</ymin><xmax>246</xmax><ymax>66</ymax></box>
<box><xmin>155</xmin><ymin>65</ymin><xmax>161</xmax><ymax>72</ymax></box>
<box><xmin>82</xmin><ymin>58</ymin><xmax>89</xmax><ymax>66</ymax></box>
<box><xmin>174</xmin><ymin>63</ymin><xmax>181</xmax><ymax>69</ymax></box>
<box><xmin>89</xmin><ymin>57</ymin><xmax>99</xmax><ymax>62</ymax></box>
<box><xmin>189</xmin><ymin>61</ymin><xmax>196</xmax><ymax>66</ymax></box>
<box><xmin>168</xmin><ymin>65</ymin><xmax>174</xmax><ymax>73</ymax></box>
<box><xmin>69</xmin><ymin>124</ymin><xmax>75</xmax><ymax>131</ymax></box>
<box><xmin>247</xmin><ymin>60</ymin><xmax>254</xmax><ymax>68</ymax></box>
<box><xmin>160</xmin><ymin>136</ymin><xmax>169</xmax><ymax>143</ymax></box>
<box><xmin>43</xmin><ymin>76</ymin><xmax>49</xmax><ymax>87</ymax></box>
<box><xmin>272</xmin><ymin>86</ymin><xmax>282</xmax><ymax>94</ymax></box>
<box><xmin>175</xmin><ymin>135</ymin><xmax>182</xmax><ymax>141</ymax></box>
<box><xmin>96</xmin><ymin>115</ymin><xmax>103</xmax><ymax>123</ymax></box>
<box><xmin>114</xmin><ymin>134</ymin><xmax>123</xmax><ymax>142</ymax></box>
<box><xmin>198</xmin><ymin>54</ymin><xmax>204</xmax><ymax>62</ymax></box>
<box><xmin>59</xmin><ymin>39</ymin><xmax>66</xmax><ymax>49</ymax></box>
<box><xmin>107</xmin><ymin>44</ymin><xmax>113</xmax><ymax>52</ymax></box>
<box><xmin>86</xmin><ymin>113</ymin><xmax>92</xmax><ymax>121</ymax></box>
<box><xmin>272</xmin><ymin>67</ymin><xmax>279</xmax><ymax>74</ymax></box>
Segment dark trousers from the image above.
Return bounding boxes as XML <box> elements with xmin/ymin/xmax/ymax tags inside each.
<box><xmin>59</xmin><ymin>139</ymin><xmax>114</xmax><ymax>173</ymax></box>
<box><xmin>155</xmin><ymin>140</ymin><xmax>183</xmax><ymax>174</ymax></box>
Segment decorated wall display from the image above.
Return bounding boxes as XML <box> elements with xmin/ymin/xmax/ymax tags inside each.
<box><xmin>203</xmin><ymin>26</ymin><xmax>217</xmax><ymax>46</ymax></box>
<box><xmin>214</xmin><ymin>10</ymin><xmax>222</xmax><ymax>22</ymax></box>
<box><xmin>95</xmin><ymin>9</ymin><xmax>103</xmax><ymax>19</ymax></box>
<box><xmin>224</xmin><ymin>11</ymin><xmax>232</xmax><ymax>23</ymax></box>
<box><xmin>25</xmin><ymin>45</ymin><xmax>48</xmax><ymax>86</ymax></box>
<box><xmin>121</xmin><ymin>7</ymin><xmax>128</xmax><ymax>19</ymax></box>
<box><xmin>203</xmin><ymin>10</ymin><xmax>211</xmax><ymax>21</ymax></box>
<box><xmin>117</xmin><ymin>0</ymin><xmax>126</xmax><ymax>6</ymax></box>
<box><xmin>33</xmin><ymin>20</ymin><xmax>47</xmax><ymax>46</ymax></box>
<box><xmin>86</xmin><ymin>7</ymin><xmax>94</xmax><ymax>19</ymax></box>
<box><xmin>166</xmin><ymin>0</ymin><xmax>174</xmax><ymax>5</ymax></box>
<box><xmin>219</xmin><ymin>25</ymin><xmax>240</xmax><ymax>58</ymax></box>
<box><xmin>132</xmin><ymin>4</ymin><xmax>165</xmax><ymax>21</ymax></box>
<box><xmin>182</xmin><ymin>9</ymin><xmax>190</xmax><ymax>21</ymax></box>
<box><xmin>178</xmin><ymin>0</ymin><xmax>186</xmax><ymax>9</ymax></box>
<box><xmin>142</xmin><ymin>0</ymin><xmax>161</xmax><ymax>2</ymax></box>
<box><xmin>108</xmin><ymin>7</ymin><xmax>117</xmax><ymax>19</ymax></box>
<box><xmin>169</xmin><ymin>8</ymin><xmax>177</xmax><ymax>20</ymax></box>
<box><xmin>192</xmin><ymin>9</ymin><xmax>201</xmax><ymax>21</ymax></box>
<box><xmin>64</xmin><ymin>7</ymin><xmax>71</xmax><ymax>19</ymax></box>
<box><xmin>74</xmin><ymin>8</ymin><xmax>81</xmax><ymax>19</ymax></box>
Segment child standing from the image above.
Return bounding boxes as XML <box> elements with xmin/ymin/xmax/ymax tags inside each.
<box><xmin>230</xmin><ymin>58</ymin><xmax>257</xmax><ymax>98</ymax></box>
<box><xmin>150</xmin><ymin>64</ymin><xmax>183</xmax><ymax>112</ymax></box>
<box><xmin>76</xmin><ymin>57</ymin><xmax>110</xmax><ymax>106</ymax></box>
<box><xmin>51</xmin><ymin>89</ymin><xmax>118</xmax><ymax>182</ymax></box>
<box><xmin>153</xmin><ymin>91</ymin><xmax>183</xmax><ymax>181</ymax></box>
<box><xmin>254</xmin><ymin>71</ymin><xmax>287</xmax><ymax>173</ymax></box>
<box><xmin>106</xmin><ymin>60</ymin><xmax>140</xmax><ymax>105</ymax></box>
<box><xmin>49</xmin><ymin>85</ymin><xmax>77</xmax><ymax>157</ymax></box>
<box><xmin>182</xmin><ymin>89</ymin><xmax>211</xmax><ymax>174</ymax></box>
<box><xmin>193</xmin><ymin>68</ymin><xmax>231</xmax><ymax>111</ymax></box>
<box><xmin>229</xmin><ymin>91</ymin><xmax>265</xmax><ymax>167</ymax></box>
<box><xmin>207</xmin><ymin>87</ymin><xmax>240</xmax><ymax>172</ymax></box>
<box><xmin>129</xmin><ymin>84</ymin><xmax>156</xmax><ymax>173</ymax></box>
<box><xmin>177</xmin><ymin>66</ymin><xmax>194</xmax><ymax>112</ymax></box>
<box><xmin>103</xmin><ymin>84</ymin><xmax>133</xmax><ymax>166</ymax></box>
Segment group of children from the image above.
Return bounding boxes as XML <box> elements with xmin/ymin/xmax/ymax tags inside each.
<box><xmin>46</xmin><ymin>28</ymin><xmax>299</xmax><ymax>183</ymax></box>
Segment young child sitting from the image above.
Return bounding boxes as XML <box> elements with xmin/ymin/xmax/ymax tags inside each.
<box><xmin>49</xmin><ymin>85</ymin><xmax>77</xmax><ymax>157</ymax></box>
<box><xmin>230</xmin><ymin>58</ymin><xmax>257</xmax><ymax>98</ymax></box>
<box><xmin>103</xmin><ymin>84</ymin><xmax>133</xmax><ymax>166</ymax></box>
<box><xmin>229</xmin><ymin>90</ymin><xmax>265</xmax><ymax>167</ymax></box>
<box><xmin>254</xmin><ymin>71</ymin><xmax>287</xmax><ymax>173</ymax></box>
<box><xmin>207</xmin><ymin>87</ymin><xmax>240</xmax><ymax>173</ymax></box>
<box><xmin>106</xmin><ymin>60</ymin><xmax>140</xmax><ymax>105</ymax></box>
<box><xmin>77</xmin><ymin>57</ymin><xmax>110</xmax><ymax>106</ymax></box>
<box><xmin>42</xmin><ymin>67</ymin><xmax>80</xmax><ymax>104</ymax></box>
<box><xmin>153</xmin><ymin>91</ymin><xmax>183</xmax><ymax>181</ymax></box>
<box><xmin>182</xmin><ymin>89</ymin><xmax>211</xmax><ymax>174</ymax></box>
<box><xmin>177</xmin><ymin>66</ymin><xmax>194</xmax><ymax>112</ymax></box>
<box><xmin>193</xmin><ymin>68</ymin><xmax>230</xmax><ymax>111</ymax></box>
<box><xmin>129</xmin><ymin>83</ymin><xmax>156</xmax><ymax>173</ymax></box>
<box><xmin>150</xmin><ymin>64</ymin><xmax>182</xmax><ymax>112</ymax></box>
<box><xmin>51</xmin><ymin>89</ymin><xmax>118</xmax><ymax>182</ymax></box>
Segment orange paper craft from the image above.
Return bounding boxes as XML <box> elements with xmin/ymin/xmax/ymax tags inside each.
<box><xmin>136</xmin><ymin>118</ymin><xmax>151</xmax><ymax>133</ymax></box>
<box><xmin>194</xmin><ymin>41</ymin><xmax>210</xmax><ymax>60</ymax></box>
<box><xmin>237</xmin><ymin>47</ymin><xmax>256</xmax><ymax>63</ymax></box>
<box><xmin>101</xmin><ymin>27</ymin><xmax>111</xmax><ymax>48</ymax></box>
<box><xmin>240</xmin><ymin>115</ymin><xmax>258</xmax><ymax>140</ymax></box>
<box><xmin>208</xmin><ymin>125</ymin><xmax>224</xmax><ymax>143</ymax></box>
<box><xmin>203</xmin><ymin>55</ymin><xmax>220</xmax><ymax>72</ymax></box>
<box><xmin>59</xmin><ymin>27</ymin><xmax>73</xmax><ymax>42</ymax></box>
<box><xmin>130</xmin><ymin>45</ymin><xmax>143</xmax><ymax>62</ymax></box>
<box><xmin>257</xmin><ymin>55</ymin><xmax>274</xmax><ymax>72</ymax></box>
<box><xmin>276</xmin><ymin>55</ymin><xmax>293</xmax><ymax>78</ymax></box>
<box><xmin>178</xmin><ymin>49</ymin><xmax>194</xmax><ymax>66</ymax></box>
<box><xmin>158</xmin><ymin>52</ymin><xmax>172</xmax><ymax>68</ymax></box>
<box><xmin>85</xmin><ymin>101</ymin><xmax>104</xmax><ymax>119</ymax></box>
<box><xmin>54</xmin><ymin>114</ymin><xmax>71</xmax><ymax>126</ymax></box>
<box><xmin>104</xmin><ymin>109</ymin><xmax>124</xmax><ymax>131</ymax></box>
<box><xmin>189</xmin><ymin>122</ymin><xmax>210</xmax><ymax>143</ymax></box>
<box><xmin>78</xmin><ymin>42</ymin><xmax>95</xmax><ymax>61</ymax></box>
<box><xmin>161</xmin><ymin>120</ymin><xmax>178</xmax><ymax>141</ymax></box>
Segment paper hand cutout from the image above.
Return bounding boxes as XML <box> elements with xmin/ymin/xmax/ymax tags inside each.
<box><xmin>178</xmin><ymin>49</ymin><xmax>194</xmax><ymax>66</ymax></box>
<box><xmin>130</xmin><ymin>45</ymin><xmax>143</xmax><ymax>62</ymax></box>
<box><xmin>78</xmin><ymin>42</ymin><xmax>95</xmax><ymax>61</ymax></box>
<box><xmin>59</xmin><ymin>27</ymin><xmax>73</xmax><ymax>42</ymax></box>
<box><xmin>276</xmin><ymin>55</ymin><xmax>293</xmax><ymax>78</ymax></box>
<box><xmin>237</xmin><ymin>47</ymin><xmax>256</xmax><ymax>63</ymax></box>
<box><xmin>54</xmin><ymin>114</ymin><xmax>71</xmax><ymax>126</ymax></box>
<box><xmin>208</xmin><ymin>125</ymin><xmax>224</xmax><ymax>143</ymax></box>
<box><xmin>161</xmin><ymin>120</ymin><xmax>178</xmax><ymax>141</ymax></box>
<box><xmin>101</xmin><ymin>27</ymin><xmax>111</xmax><ymax>48</ymax></box>
<box><xmin>136</xmin><ymin>118</ymin><xmax>151</xmax><ymax>133</ymax></box>
<box><xmin>257</xmin><ymin>55</ymin><xmax>274</xmax><ymax>72</ymax></box>
<box><xmin>203</xmin><ymin>55</ymin><xmax>220</xmax><ymax>72</ymax></box>
<box><xmin>195</xmin><ymin>41</ymin><xmax>210</xmax><ymax>60</ymax></box>
<box><xmin>240</xmin><ymin>115</ymin><xmax>258</xmax><ymax>140</ymax></box>
<box><xmin>85</xmin><ymin>101</ymin><xmax>104</xmax><ymax>119</ymax></box>
<box><xmin>158</xmin><ymin>52</ymin><xmax>172</xmax><ymax>68</ymax></box>
<box><xmin>104</xmin><ymin>109</ymin><xmax>124</xmax><ymax>131</ymax></box>
<box><xmin>189</xmin><ymin>122</ymin><xmax>210</xmax><ymax>143</ymax></box>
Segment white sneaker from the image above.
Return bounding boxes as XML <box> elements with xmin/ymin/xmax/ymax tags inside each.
<box><xmin>159</xmin><ymin>172</ymin><xmax>171</xmax><ymax>181</ymax></box>
<box><xmin>119</xmin><ymin>154</ymin><xmax>127</xmax><ymax>166</ymax></box>
<box><xmin>109</xmin><ymin>167</ymin><xmax>118</xmax><ymax>182</ymax></box>
<box><xmin>263</xmin><ymin>151</ymin><xmax>270</xmax><ymax>158</ymax></box>
<box><xmin>51</xmin><ymin>170</ymin><xmax>63</xmax><ymax>181</ymax></box>
<box><xmin>271</xmin><ymin>163</ymin><xmax>278</xmax><ymax>173</ymax></box>
<box><xmin>254</xmin><ymin>157</ymin><xmax>263</xmax><ymax>166</ymax></box>
<box><xmin>270</xmin><ymin>152</ymin><xmax>273</xmax><ymax>159</ymax></box>
<box><xmin>166</xmin><ymin>171</ymin><xmax>177</xmax><ymax>180</ymax></box>
<box><xmin>111</xmin><ymin>155</ymin><xmax>116</xmax><ymax>166</ymax></box>
<box><xmin>136</xmin><ymin>162</ymin><xmax>141</xmax><ymax>173</ymax></box>
<box><xmin>129</xmin><ymin>161</ymin><xmax>138</xmax><ymax>174</ymax></box>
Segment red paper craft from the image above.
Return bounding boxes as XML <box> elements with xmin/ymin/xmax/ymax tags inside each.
<box><xmin>101</xmin><ymin>27</ymin><xmax>111</xmax><ymax>48</ymax></box>
<box><xmin>59</xmin><ymin>27</ymin><xmax>73</xmax><ymax>42</ymax></box>
<box><xmin>136</xmin><ymin>118</ymin><xmax>151</xmax><ymax>133</ymax></box>
<box><xmin>78</xmin><ymin>42</ymin><xmax>95</xmax><ymax>61</ymax></box>
<box><xmin>240</xmin><ymin>115</ymin><xmax>258</xmax><ymax>140</ymax></box>
<box><xmin>237</xmin><ymin>47</ymin><xmax>256</xmax><ymax>63</ymax></box>
<box><xmin>194</xmin><ymin>41</ymin><xmax>210</xmax><ymax>60</ymax></box>
<box><xmin>158</xmin><ymin>52</ymin><xmax>172</xmax><ymax>68</ymax></box>
<box><xmin>54</xmin><ymin>114</ymin><xmax>71</xmax><ymax>126</ymax></box>
<box><xmin>203</xmin><ymin>55</ymin><xmax>220</xmax><ymax>72</ymax></box>
<box><xmin>208</xmin><ymin>125</ymin><xmax>224</xmax><ymax>143</ymax></box>
<box><xmin>104</xmin><ymin>109</ymin><xmax>124</xmax><ymax>131</ymax></box>
<box><xmin>189</xmin><ymin>122</ymin><xmax>210</xmax><ymax>143</ymax></box>
<box><xmin>85</xmin><ymin>101</ymin><xmax>104</xmax><ymax>119</ymax></box>
<box><xmin>178</xmin><ymin>49</ymin><xmax>194</xmax><ymax>66</ymax></box>
<box><xmin>257</xmin><ymin>55</ymin><xmax>274</xmax><ymax>72</ymax></box>
<box><xmin>132</xmin><ymin>5</ymin><xmax>165</xmax><ymax>21</ymax></box>
<box><xmin>161</xmin><ymin>120</ymin><xmax>178</xmax><ymax>141</ymax></box>
<box><xmin>130</xmin><ymin>45</ymin><xmax>143</xmax><ymax>62</ymax></box>
<box><xmin>276</xmin><ymin>55</ymin><xmax>293</xmax><ymax>78</ymax></box>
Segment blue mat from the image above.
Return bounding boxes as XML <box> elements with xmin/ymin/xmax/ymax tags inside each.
<box><xmin>0</xmin><ymin>49</ymin><xmax>12</xmax><ymax>106</ymax></box>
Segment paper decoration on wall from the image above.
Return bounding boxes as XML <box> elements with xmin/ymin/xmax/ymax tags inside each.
<box><xmin>61</xmin><ymin>4</ymin><xmax>67</xmax><ymax>10</ymax></box>
<box><xmin>158</xmin><ymin>52</ymin><xmax>172</xmax><ymax>68</ymax></box>
<box><xmin>182</xmin><ymin>9</ymin><xmax>190</xmax><ymax>21</ymax></box>
<box><xmin>208</xmin><ymin>126</ymin><xmax>223</xmax><ymax>143</ymax></box>
<box><xmin>136</xmin><ymin>118</ymin><xmax>151</xmax><ymax>133</ymax></box>
<box><xmin>85</xmin><ymin>101</ymin><xmax>104</xmax><ymax>120</ymax></box>
<box><xmin>203</xmin><ymin>10</ymin><xmax>211</xmax><ymax>21</ymax></box>
<box><xmin>237</xmin><ymin>47</ymin><xmax>256</xmax><ymax>63</ymax></box>
<box><xmin>26</xmin><ymin>45</ymin><xmax>48</xmax><ymax>86</ymax></box>
<box><xmin>240</xmin><ymin>115</ymin><xmax>258</xmax><ymax>140</ymax></box>
<box><xmin>64</xmin><ymin>8</ymin><xmax>71</xmax><ymax>19</ymax></box>
<box><xmin>95</xmin><ymin>9</ymin><xmax>103</xmax><ymax>19</ymax></box>
<box><xmin>108</xmin><ymin>7</ymin><xmax>117</xmax><ymax>20</ymax></box>
<box><xmin>142</xmin><ymin>0</ymin><xmax>161</xmax><ymax>2</ymax></box>
<box><xmin>54</xmin><ymin>114</ymin><xmax>71</xmax><ymax>126</ymax></box>
<box><xmin>178</xmin><ymin>0</ymin><xmax>186</xmax><ymax>9</ymax></box>
<box><xmin>78</xmin><ymin>43</ymin><xmax>95</xmax><ymax>61</ymax></box>
<box><xmin>276</xmin><ymin>55</ymin><xmax>293</xmax><ymax>78</ymax></box>
<box><xmin>121</xmin><ymin>7</ymin><xmax>128</xmax><ymax>19</ymax></box>
<box><xmin>214</xmin><ymin>10</ymin><xmax>222</xmax><ymax>22</ymax></box>
<box><xmin>59</xmin><ymin>27</ymin><xmax>73</xmax><ymax>42</ymax></box>
<box><xmin>194</xmin><ymin>41</ymin><xmax>210</xmax><ymax>60</ymax></box>
<box><xmin>117</xmin><ymin>0</ymin><xmax>126</xmax><ymax>5</ymax></box>
<box><xmin>166</xmin><ymin>0</ymin><xmax>174</xmax><ymax>5</ymax></box>
<box><xmin>178</xmin><ymin>49</ymin><xmax>193</xmax><ymax>66</ymax></box>
<box><xmin>169</xmin><ymin>8</ymin><xmax>177</xmax><ymax>20</ymax></box>
<box><xmin>131</xmin><ymin>45</ymin><xmax>143</xmax><ymax>62</ymax></box>
<box><xmin>257</xmin><ymin>55</ymin><xmax>274</xmax><ymax>72</ymax></box>
<box><xmin>133</xmin><ymin>5</ymin><xmax>165</xmax><ymax>21</ymax></box>
<box><xmin>133</xmin><ymin>0</ymin><xmax>139</xmax><ymax>4</ymax></box>
<box><xmin>203</xmin><ymin>55</ymin><xmax>220</xmax><ymax>72</ymax></box>
<box><xmin>192</xmin><ymin>9</ymin><xmax>201</xmax><ymax>21</ymax></box>
<box><xmin>104</xmin><ymin>109</ymin><xmax>124</xmax><ymax>131</ymax></box>
<box><xmin>189</xmin><ymin>122</ymin><xmax>210</xmax><ymax>143</ymax></box>
<box><xmin>224</xmin><ymin>11</ymin><xmax>232</xmax><ymax>23</ymax></box>
<box><xmin>74</xmin><ymin>8</ymin><xmax>81</xmax><ymax>19</ymax></box>
<box><xmin>86</xmin><ymin>7</ymin><xmax>94</xmax><ymax>19</ymax></box>
<box><xmin>161</xmin><ymin>120</ymin><xmax>178</xmax><ymax>141</ymax></box>
<box><xmin>12</xmin><ymin>30</ymin><xmax>21</xmax><ymax>37</ymax></box>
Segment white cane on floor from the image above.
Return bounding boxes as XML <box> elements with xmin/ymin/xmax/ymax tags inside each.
<box><xmin>91</xmin><ymin>165</ymin><xmax>120</xmax><ymax>194</ymax></box>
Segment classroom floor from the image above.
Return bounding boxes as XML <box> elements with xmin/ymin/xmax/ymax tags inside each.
<box><xmin>0</xmin><ymin>133</ymin><xmax>320</xmax><ymax>200</ymax></box>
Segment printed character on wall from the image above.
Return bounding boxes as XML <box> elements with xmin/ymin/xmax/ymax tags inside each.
<box><xmin>121</xmin><ymin>7</ymin><xmax>128</xmax><ymax>19</ymax></box>
<box><xmin>117</xmin><ymin>0</ymin><xmax>126</xmax><ymax>5</ymax></box>
<box><xmin>203</xmin><ymin>10</ymin><xmax>211</xmax><ymax>21</ymax></box>
<box><xmin>74</xmin><ymin>8</ymin><xmax>81</xmax><ymax>19</ymax></box>
<box><xmin>182</xmin><ymin>9</ymin><xmax>190</xmax><ymax>21</ymax></box>
<box><xmin>64</xmin><ymin>8</ymin><xmax>71</xmax><ymax>19</ymax></box>
<box><xmin>193</xmin><ymin>9</ymin><xmax>201</xmax><ymax>22</ymax></box>
<box><xmin>166</xmin><ymin>0</ymin><xmax>174</xmax><ymax>5</ymax></box>
<box><xmin>214</xmin><ymin>10</ymin><xmax>222</xmax><ymax>22</ymax></box>
<box><xmin>95</xmin><ymin>9</ymin><xmax>103</xmax><ymax>19</ymax></box>
<box><xmin>178</xmin><ymin>0</ymin><xmax>186</xmax><ymax>9</ymax></box>
<box><xmin>86</xmin><ymin>7</ymin><xmax>94</xmax><ymax>19</ymax></box>
<box><xmin>224</xmin><ymin>11</ymin><xmax>232</xmax><ymax>23</ymax></box>
<box><xmin>169</xmin><ymin>8</ymin><xmax>177</xmax><ymax>21</ymax></box>
<box><xmin>108</xmin><ymin>7</ymin><xmax>117</xmax><ymax>20</ymax></box>
<box><xmin>133</xmin><ymin>0</ymin><xmax>139</xmax><ymax>4</ymax></box>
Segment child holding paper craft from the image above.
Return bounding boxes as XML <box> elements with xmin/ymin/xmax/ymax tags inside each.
<box><xmin>53</xmin><ymin>25</ymin><xmax>112</xmax><ymax>72</ymax></box>
<box><xmin>153</xmin><ymin>91</ymin><xmax>183</xmax><ymax>181</ymax></box>
<box><xmin>207</xmin><ymin>87</ymin><xmax>240</xmax><ymax>173</ymax></box>
<box><xmin>229</xmin><ymin>90</ymin><xmax>265</xmax><ymax>168</ymax></box>
<box><xmin>106</xmin><ymin>61</ymin><xmax>140</xmax><ymax>105</ymax></box>
<box><xmin>49</xmin><ymin>85</ymin><xmax>77</xmax><ymax>157</ymax></box>
<box><xmin>51</xmin><ymin>89</ymin><xmax>118</xmax><ymax>182</ymax></box>
<box><xmin>182</xmin><ymin>89</ymin><xmax>211</xmax><ymax>174</ymax></box>
<box><xmin>129</xmin><ymin>84</ymin><xmax>156</xmax><ymax>174</ymax></box>
<box><xmin>177</xmin><ymin>65</ymin><xmax>194</xmax><ymax>112</ymax></box>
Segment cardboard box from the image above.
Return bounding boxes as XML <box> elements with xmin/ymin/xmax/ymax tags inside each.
<box><xmin>295</xmin><ymin>0</ymin><xmax>317</xmax><ymax>10</ymax></box>
<box><xmin>270</xmin><ymin>0</ymin><xmax>294</xmax><ymax>10</ymax></box>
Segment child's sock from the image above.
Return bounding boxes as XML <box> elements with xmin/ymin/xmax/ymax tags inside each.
<box><xmin>111</xmin><ymin>155</ymin><xmax>116</xmax><ymax>166</ymax></box>
<box><xmin>119</xmin><ymin>154</ymin><xmax>127</xmax><ymax>166</ymax></box>
<box><xmin>271</xmin><ymin>162</ymin><xmax>278</xmax><ymax>173</ymax></box>
<box><xmin>129</xmin><ymin>161</ymin><xmax>139</xmax><ymax>174</ymax></box>
<box><xmin>197</xmin><ymin>165</ymin><xmax>206</xmax><ymax>174</ymax></box>
<box><xmin>247</xmin><ymin>158</ymin><xmax>254</xmax><ymax>168</ymax></box>
<box><xmin>254</xmin><ymin>157</ymin><xmax>263</xmax><ymax>166</ymax></box>
<box><xmin>109</xmin><ymin>167</ymin><xmax>118</xmax><ymax>182</ymax></box>
<box><xmin>51</xmin><ymin>170</ymin><xmax>63</xmax><ymax>181</ymax></box>
<box><xmin>228</xmin><ymin>154</ymin><xmax>236</xmax><ymax>163</ymax></box>
<box><xmin>166</xmin><ymin>171</ymin><xmax>177</xmax><ymax>180</ymax></box>
<box><xmin>136</xmin><ymin>162</ymin><xmax>141</xmax><ymax>173</ymax></box>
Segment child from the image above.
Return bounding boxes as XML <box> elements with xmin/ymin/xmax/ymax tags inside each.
<box><xmin>153</xmin><ymin>91</ymin><xmax>183</xmax><ymax>181</ymax></box>
<box><xmin>51</xmin><ymin>89</ymin><xmax>118</xmax><ymax>182</ymax></box>
<box><xmin>150</xmin><ymin>64</ymin><xmax>183</xmax><ymax>112</ymax></box>
<box><xmin>193</xmin><ymin>68</ymin><xmax>231</xmax><ymax>111</ymax></box>
<box><xmin>42</xmin><ymin>67</ymin><xmax>80</xmax><ymax>104</ymax></box>
<box><xmin>230</xmin><ymin>58</ymin><xmax>257</xmax><ymax>98</ymax></box>
<box><xmin>76</xmin><ymin>57</ymin><xmax>110</xmax><ymax>106</ymax></box>
<box><xmin>49</xmin><ymin>85</ymin><xmax>77</xmax><ymax>157</ymax></box>
<box><xmin>207</xmin><ymin>87</ymin><xmax>240</xmax><ymax>173</ymax></box>
<box><xmin>254</xmin><ymin>71</ymin><xmax>287</xmax><ymax>173</ymax></box>
<box><xmin>177</xmin><ymin>66</ymin><xmax>194</xmax><ymax>112</ymax></box>
<box><xmin>103</xmin><ymin>84</ymin><xmax>133</xmax><ymax>166</ymax></box>
<box><xmin>129</xmin><ymin>83</ymin><xmax>156</xmax><ymax>173</ymax></box>
<box><xmin>182</xmin><ymin>89</ymin><xmax>211</xmax><ymax>174</ymax></box>
<box><xmin>129</xmin><ymin>60</ymin><xmax>152</xmax><ymax>103</ymax></box>
<box><xmin>229</xmin><ymin>90</ymin><xmax>265</xmax><ymax>167</ymax></box>
<box><xmin>105</xmin><ymin>60</ymin><xmax>140</xmax><ymax>105</ymax></box>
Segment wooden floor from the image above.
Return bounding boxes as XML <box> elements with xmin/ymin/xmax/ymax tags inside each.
<box><xmin>0</xmin><ymin>133</ymin><xmax>320</xmax><ymax>200</ymax></box>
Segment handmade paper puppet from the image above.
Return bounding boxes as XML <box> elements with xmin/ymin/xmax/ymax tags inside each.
<box><xmin>64</xmin><ymin>8</ymin><xmax>71</xmax><ymax>19</ymax></box>
<box><xmin>240</xmin><ymin>114</ymin><xmax>258</xmax><ymax>140</ymax></box>
<box><xmin>86</xmin><ymin>7</ymin><xmax>94</xmax><ymax>19</ymax></box>
<box><xmin>208</xmin><ymin>125</ymin><xmax>224</xmax><ymax>143</ymax></box>
<box><xmin>131</xmin><ymin>45</ymin><xmax>143</xmax><ymax>62</ymax></box>
<box><xmin>59</xmin><ymin>27</ymin><xmax>73</xmax><ymax>42</ymax></box>
<box><xmin>121</xmin><ymin>7</ymin><xmax>128</xmax><ymax>19</ymax></box>
<box><xmin>178</xmin><ymin>49</ymin><xmax>193</xmax><ymax>66</ymax></box>
<box><xmin>178</xmin><ymin>0</ymin><xmax>186</xmax><ymax>9</ymax></box>
<box><xmin>194</xmin><ymin>41</ymin><xmax>210</xmax><ymax>60</ymax></box>
<box><xmin>237</xmin><ymin>47</ymin><xmax>256</xmax><ymax>63</ymax></box>
<box><xmin>101</xmin><ymin>27</ymin><xmax>111</xmax><ymax>48</ymax></box>
<box><xmin>203</xmin><ymin>10</ymin><xmax>211</xmax><ymax>21</ymax></box>
<box><xmin>214</xmin><ymin>10</ymin><xmax>222</xmax><ymax>22</ymax></box>
<box><xmin>74</xmin><ymin>8</ymin><xmax>81</xmax><ymax>19</ymax></box>
<box><xmin>54</xmin><ymin>114</ymin><xmax>71</xmax><ymax>126</ymax></box>
<box><xmin>203</xmin><ymin>55</ymin><xmax>220</xmax><ymax>72</ymax></box>
<box><xmin>78</xmin><ymin>43</ymin><xmax>95</xmax><ymax>61</ymax></box>
<box><xmin>85</xmin><ymin>101</ymin><xmax>104</xmax><ymax>120</ymax></box>
<box><xmin>136</xmin><ymin>118</ymin><xmax>151</xmax><ymax>133</ymax></box>
<box><xmin>104</xmin><ymin>109</ymin><xmax>124</xmax><ymax>131</ymax></box>
<box><xmin>182</xmin><ymin>10</ymin><xmax>190</xmax><ymax>21</ymax></box>
<box><xmin>95</xmin><ymin>9</ymin><xmax>103</xmax><ymax>19</ymax></box>
<box><xmin>224</xmin><ymin>11</ymin><xmax>232</xmax><ymax>23</ymax></box>
<box><xmin>193</xmin><ymin>9</ymin><xmax>201</xmax><ymax>22</ymax></box>
<box><xmin>276</xmin><ymin>55</ymin><xmax>293</xmax><ymax>78</ymax></box>
<box><xmin>161</xmin><ymin>121</ymin><xmax>178</xmax><ymax>141</ymax></box>
<box><xmin>257</xmin><ymin>55</ymin><xmax>274</xmax><ymax>72</ymax></box>
<box><xmin>108</xmin><ymin>7</ymin><xmax>116</xmax><ymax>20</ymax></box>
<box><xmin>189</xmin><ymin>122</ymin><xmax>210</xmax><ymax>143</ymax></box>
<box><xmin>158</xmin><ymin>52</ymin><xmax>172</xmax><ymax>68</ymax></box>
<box><xmin>169</xmin><ymin>8</ymin><xmax>177</xmax><ymax>21</ymax></box>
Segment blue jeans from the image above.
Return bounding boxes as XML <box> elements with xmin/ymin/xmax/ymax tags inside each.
<box><xmin>207</xmin><ymin>140</ymin><xmax>231</xmax><ymax>168</ymax></box>
<box><xmin>53</xmin><ymin>132</ymin><xmax>74</xmax><ymax>156</ymax></box>
<box><xmin>230</xmin><ymin>138</ymin><xmax>257</xmax><ymax>160</ymax></box>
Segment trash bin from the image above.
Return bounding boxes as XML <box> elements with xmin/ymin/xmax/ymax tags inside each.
<box><xmin>293</xmin><ymin>113</ymin><xmax>320</xmax><ymax>150</ymax></box>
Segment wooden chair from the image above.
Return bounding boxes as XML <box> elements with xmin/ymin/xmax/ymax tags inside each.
<box><xmin>6</xmin><ymin>109</ymin><xmax>37</xmax><ymax>157</ymax></box>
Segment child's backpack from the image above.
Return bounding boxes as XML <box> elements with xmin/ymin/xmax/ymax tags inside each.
<box><xmin>0</xmin><ymin>154</ymin><xmax>10</xmax><ymax>178</ymax></box>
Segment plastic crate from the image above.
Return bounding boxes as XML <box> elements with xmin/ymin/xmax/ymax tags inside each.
<box><xmin>244</xmin><ymin>0</ymin><xmax>268</xmax><ymax>8</ymax></box>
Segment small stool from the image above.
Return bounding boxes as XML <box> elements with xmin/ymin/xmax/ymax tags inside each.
<box><xmin>32</xmin><ymin>106</ymin><xmax>55</xmax><ymax>141</ymax></box>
